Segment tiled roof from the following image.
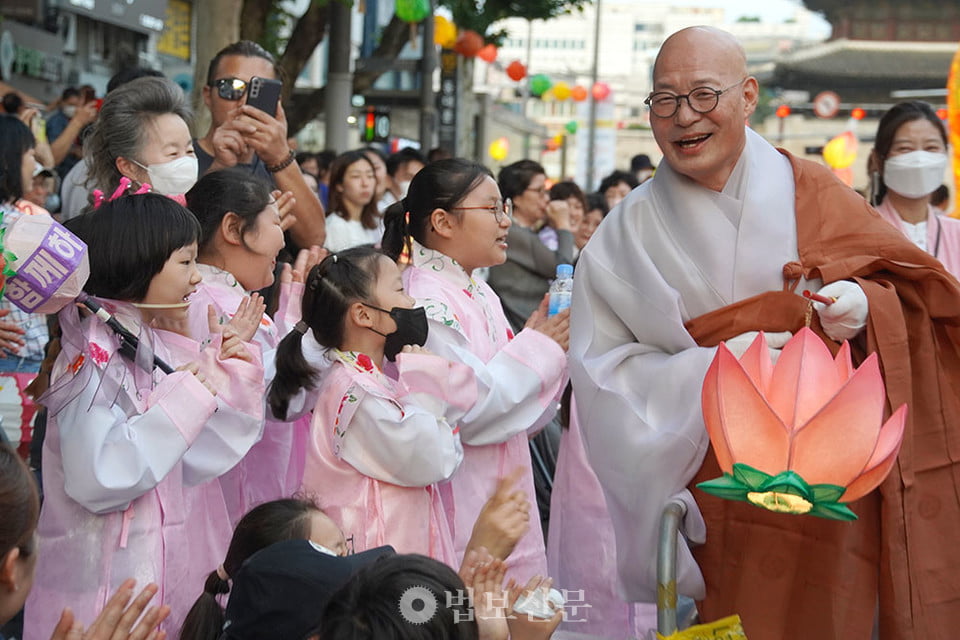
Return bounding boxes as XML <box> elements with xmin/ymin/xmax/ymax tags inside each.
<box><xmin>774</xmin><ymin>39</ymin><xmax>956</xmax><ymax>83</ymax></box>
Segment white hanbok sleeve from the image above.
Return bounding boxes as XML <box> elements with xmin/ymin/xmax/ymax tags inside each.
<box><xmin>56</xmin><ymin>366</ymin><xmax>218</xmax><ymax>514</ymax></box>
<box><xmin>334</xmin><ymin>353</ymin><xmax>471</xmax><ymax>487</ymax></box>
<box><xmin>423</xmin><ymin>320</ymin><xmax>566</xmax><ymax>446</ymax></box>
<box><xmin>568</xmin><ymin>247</ymin><xmax>714</xmax><ymax>603</ymax></box>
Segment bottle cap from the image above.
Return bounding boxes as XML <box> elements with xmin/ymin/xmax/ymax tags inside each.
<box><xmin>556</xmin><ymin>263</ymin><xmax>573</xmax><ymax>278</ymax></box>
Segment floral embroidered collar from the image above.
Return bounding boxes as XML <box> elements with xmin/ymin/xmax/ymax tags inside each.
<box><xmin>331</xmin><ymin>349</ymin><xmax>389</xmax><ymax>383</ymax></box>
<box><xmin>410</xmin><ymin>240</ymin><xmax>481</xmax><ymax>293</ymax></box>
<box><xmin>197</xmin><ymin>263</ymin><xmax>243</xmax><ymax>291</ymax></box>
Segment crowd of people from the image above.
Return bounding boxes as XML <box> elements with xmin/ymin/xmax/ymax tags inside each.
<box><xmin>2</xmin><ymin>23</ymin><xmax>960</xmax><ymax>640</ymax></box>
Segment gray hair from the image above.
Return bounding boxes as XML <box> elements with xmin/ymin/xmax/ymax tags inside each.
<box><xmin>85</xmin><ymin>76</ymin><xmax>192</xmax><ymax>193</ymax></box>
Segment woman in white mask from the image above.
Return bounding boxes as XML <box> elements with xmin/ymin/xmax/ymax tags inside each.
<box><xmin>85</xmin><ymin>76</ymin><xmax>198</xmax><ymax>201</ymax></box>
<box><xmin>869</xmin><ymin>100</ymin><xmax>960</xmax><ymax>275</ymax></box>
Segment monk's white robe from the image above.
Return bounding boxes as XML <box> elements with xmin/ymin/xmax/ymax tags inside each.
<box><xmin>569</xmin><ymin>128</ymin><xmax>820</xmax><ymax>602</ymax></box>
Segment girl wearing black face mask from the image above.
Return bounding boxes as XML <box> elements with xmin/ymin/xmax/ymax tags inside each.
<box><xmin>267</xmin><ymin>246</ymin><xmax>477</xmax><ymax>566</ymax></box>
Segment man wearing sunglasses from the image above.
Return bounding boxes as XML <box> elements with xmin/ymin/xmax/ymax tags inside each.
<box><xmin>197</xmin><ymin>40</ymin><xmax>325</xmax><ymax>251</ymax></box>
<box><xmin>570</xmin><ymin>26</ymin><xmax>960</xmax><ymax>637</ymax></box>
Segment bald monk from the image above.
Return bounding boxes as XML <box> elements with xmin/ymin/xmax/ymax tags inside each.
<box><xmin>570</xmin><ymin>25</ymin><xmax>960</xmax><ymax>639</ymax></box>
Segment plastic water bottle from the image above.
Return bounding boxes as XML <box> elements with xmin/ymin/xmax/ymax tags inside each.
<box><xmin>548</xmin><ymin>263</ymin><xmax>574</xmax><ymax>316</ymax></box>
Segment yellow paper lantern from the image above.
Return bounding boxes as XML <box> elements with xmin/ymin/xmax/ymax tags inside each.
<box><xmin>434</xmin><ymin>15</ymin><xmax>457</xmax><ymax>49</ymax></box>
<box><xmin>822</xmin><ymin>130</ymin><xmax>858</xmax><ymax>170</ymax></box>
<box><xmin>553</xmin><ymin>81</ymin><xmax>571</xmax><ymax>101</ymax></box>
<box><xmin>552</xmin><ymin>133</ymin><xmax>564</xmax><ymax>145</ymax></box>
<box><xmin>488</xmin><ymin>137</ymin><xmax>509</xmax><ymax>162</ymax></box>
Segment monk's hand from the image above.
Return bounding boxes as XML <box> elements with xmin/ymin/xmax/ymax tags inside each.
<box><xmin>724</xmin><ymin>330</ymin><xmax>792</xmax><ymax>362</ymax></box>
<box><xmin>813</xmin><ymin>280</ymin><xmax>868</xmax><ymax>341</ymax></box>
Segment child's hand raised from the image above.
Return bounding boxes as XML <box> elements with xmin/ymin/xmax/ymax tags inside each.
<box><xmin>177</xmin><ymin>362</ymin><xmax>217</xmax><ymax>397</ymax></box>
<box><xmin>464</xmin><ymin>467</ymin><xmax>531</xmax><ymax>561</ymax></box>
<box><xmin>271</xmin><ymin>189</ymin><xmax>298</xmax><ymax>231</ymax></box>
<box><xmin>459</xmin><ymin>548</ymin><xmax>509</xmax><ymax>640</ymax></box>
<box><xmin>207</xmin><ymin>294</ymin><xmax>265</xmax><ymax>344</ymax></box>
<box><xmin>48</xmin><ymin>579</ymin><xmax>170</xmax><ymax>640</ymax></box>
<box><xmin>281</xmin><ymin>245</ymin><xmax>326</xmax><ymax>285</ymax></box>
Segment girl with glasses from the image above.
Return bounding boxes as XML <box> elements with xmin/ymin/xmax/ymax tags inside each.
<box><xmin>381</xmin><ymin>158</ymin><xmax>569</xmax><ymax>582</ymax></box>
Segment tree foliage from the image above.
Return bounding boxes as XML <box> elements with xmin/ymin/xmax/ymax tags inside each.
<box><xmin>230</xmin><ymin>0</ymin><xmax>592</xmax><ymax>133</ymax></box>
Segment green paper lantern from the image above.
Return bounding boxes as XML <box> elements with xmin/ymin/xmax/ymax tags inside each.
<box><xmin>395</xmin><ymin>0</ymin><xmax>431</xmax><ymax>23</ymax></box>
<box><xmin>564</xmin><ymin>120</ymin><xmax>578</xmax><ymax>134</ymax></box>
<box><xmin>530</xmin><ymin>74</ymin><xmax>552</xmax><ymax>97</ymax></box>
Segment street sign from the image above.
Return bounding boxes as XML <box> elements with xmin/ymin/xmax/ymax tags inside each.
<box><xmin>813</xmin><ymin>91</ymin><xmax>841</xmax><ymax>119</ymax></box>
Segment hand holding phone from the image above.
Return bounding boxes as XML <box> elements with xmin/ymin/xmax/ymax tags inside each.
<box><xmin>245</xmin><ymin>76</ymin><xmax>282</xmax><ymax>116</ymax></box>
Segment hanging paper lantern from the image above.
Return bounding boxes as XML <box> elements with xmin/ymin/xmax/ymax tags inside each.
<box><xmin>506</xmin><ymin>60</ymin><xmax>527</xmax><ymax>82</ymax></box>
<box><xmin>552</xmin><ymin>133</ymin><xmax>564</xmax><ymax>145</ymax></box>
<box><xmin>592</xmin><ymin>81</ymin><xmax>611</xmax><ymax>101</ymax></box>
<box><xmin>478</xmin><ymin>43</ymin><xmax>498</xmax><ymax>63</ymax></box>
<box><xmin>822</xmin><ymin>130</ymin><xmax>858</xmax><ymax>170</ymax></box>
<box><xmin>434</xmin><ymin>15</ymin><xmax>458</xmax><ymax>49</ymax></box>
<box><xmin>488</xmin><ymin>137</ymin><xmax>509</xmax><ymax>162</ymax></box>
<box><xmin>530</xmin><ymin>74</ymin><xmax>552</xmax><ymax>97</ymax></box>
<box><xmin>540</xmin><ymin>88</ymin><xmax>556</xmax><ymax>102</ymax></box>
<box><xmin>697</xmin><ymin>329</ymin><xmax>906</xmax><ymax>521</ymax></box>
<box><xmin>571</xmin><ymin>85</ymin><xmax>588</xmax><ymax>102</ymax></box>
<box><xmin>552</xmin><ymin>82</ymin><xmax>571</xmax><ymax>101</ymax></box>
<box><xmin>948</xmin><ymin>42</ymin><xmax>960</xmax><ymax>211</ymax></box>
<box><xmin>564</xmin><ymin>120</ymin><xmax>578</xmax><ymax>134</ymax></box>
<box><xmin>395</xmin><ymin>0</ymin><xmax>431</xmax><ymax>22</ymax></box>
<box><xmin>454</xmin><ymin>30</ymin><xmax>484</xmax><ymax>58</ymax></box>
<box><xmin>545</xmin><ymin>138</ymin><xmax>559</xmax><ymax>152</ymax></box>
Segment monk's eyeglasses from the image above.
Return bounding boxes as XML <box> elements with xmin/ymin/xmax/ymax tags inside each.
<box><xmin>644</xmin><ymin>78</ymin><xmax>747</xmax><ymax>118</ymax></box>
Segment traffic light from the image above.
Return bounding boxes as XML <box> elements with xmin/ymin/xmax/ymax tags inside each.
<box><xmin>361</xmin><ymin>108</ymin><xmax>391</xmax><ymax>143</ymax></box>
<box><xmin>775</xmin><ymin>104</ymin><xmax>791</xmax><ymax>118</ymax></box>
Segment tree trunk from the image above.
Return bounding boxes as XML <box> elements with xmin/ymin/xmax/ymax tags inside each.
<box><xmin>278</xmin><ymin>0</ymin><xmax>331</xmax><ymax>102</ymax></box>
<box><xmin>285</xmin><ymin>14</ymin><xmax>412</xmax><ymax>134</ymax></box>
<box><xmin>240</xmin><ymin>0</ymin><xmax>274</xmax><ymax>44</ymax></box>
<box><xmin>191</xmin><ymin>0</ymin><xmax>243</xmax><ymax>136</ymax></box>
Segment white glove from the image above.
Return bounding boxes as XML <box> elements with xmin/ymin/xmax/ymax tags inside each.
<box><xmin>723</xmin><ymin>330</ymin><xmax>792</xmax><ymax>362</ymax></box>
<box><xmin>813</xmin><ymin>280</ymin><xmax>868</xmax><ymax>341</ymax></box>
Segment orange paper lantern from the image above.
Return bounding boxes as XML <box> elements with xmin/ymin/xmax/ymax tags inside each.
<box><xmin>698</xmin><ymin>328</ymin><xmax>906</xmax><ymax>520</ymax></box>
<box><xmin>506</xmin><ymin>60</ymin><xmax>526</xmax><ymax>82</ymax></box>
<box><xmin>454</xmin><ymin>30</ymin><xmax>484</xmax><ymax>58</ymax></box>
<box><xmin>571</xmin><ymin>85</ymin><xmax>588</xmax><ymax>101</ymax></box>
<box><xmin>477</xmin><ymin>43</ymin><xmax>498</xmax><ymax>63</ymax></box>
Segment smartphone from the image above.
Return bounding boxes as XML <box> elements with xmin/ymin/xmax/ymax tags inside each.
<box><xmin>246</xmin><ymin>76</ymin><xmax>282</xmax><ymax>116</ymax></box>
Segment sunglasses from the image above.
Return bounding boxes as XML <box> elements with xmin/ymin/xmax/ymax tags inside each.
<box><xmin>209</xmin><ymin>77</ymin><xmax>249</xmax><ymax>101</ymax></box>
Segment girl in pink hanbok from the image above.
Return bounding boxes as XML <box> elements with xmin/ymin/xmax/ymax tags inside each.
<box><xmin>24</xmin><ymin>193</ymin><xmax>266</xmax><ymax>639</ymax></box>
<box><xmin>380</xmin><ymin>159</ymin><xmax>569</xmax><ymax>581</ymax></box>
<box><xmin>268</xmin><ymin>246</ymin><xmax>476</xmax><ymax>566</ymax></box>
<box><xmin>185</xmin><ymin>168</ymin><xmax>321</xmax><ymax>523</ymax></box>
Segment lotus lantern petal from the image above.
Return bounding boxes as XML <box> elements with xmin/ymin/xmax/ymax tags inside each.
<box><xmin>697</xmin><ymin>328</ymin><xmax>907</xmax><ymax>520</ymax></box>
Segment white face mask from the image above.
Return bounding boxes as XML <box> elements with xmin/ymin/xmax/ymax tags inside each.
<box><xmin>883</xmin><ymin>150</ymin><xmax>947</xmax><ymax>200</ymax></box>
<box><xmin>62</xmin><ymin>105</ymin><xmax>77</xmax><ymax>119</ymax></box>
<box><xmin>134</xmin><ymin>155</ymin><xmax>198</xmax><ymax>196</ymax></box>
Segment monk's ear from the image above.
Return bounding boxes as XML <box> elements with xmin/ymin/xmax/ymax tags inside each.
<box><xmin>742</xmin><ymin>77</ymin><xmax>759</xmax><ymax>119</ymax></box>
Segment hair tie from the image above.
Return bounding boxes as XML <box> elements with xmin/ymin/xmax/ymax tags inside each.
<box><xmin>331</xmin><ymin>253</ymin><xmax>339</xmax><ymax>263</ymax></box>
<box><xmin>294</xmin><ymin>320</ymin><xmax>309</xmax><ymax>335</ymax></box>
<box><xmin>216</xmin><ymin>564</ymin><xmax>230</xmax><ymax>581</ymax></box>
<box><xmin>404</xmin><ymin>209</ymin><xmax>411</xmax><ymax>230</ymax></box>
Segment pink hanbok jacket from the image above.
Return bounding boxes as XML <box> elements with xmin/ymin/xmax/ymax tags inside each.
<box><xmin>875</xmin><ymin>197</ymin><xmax>960</xmax><ymax>277</ymax></box>
<box><xmin>300</xmin><ymin>349</ymin><xmax>475</xmax><ymax>567</ymax></box>
<box><xmin>25</xmin><ymin>301</ymin><xmax>265</xmax><ymax>639</ymax></box>
<box><xmin>548</xmin><ymin>400</ymin><xmax>657</xmax><ymax>639</ymax></box>
<box><xmin>190</xmin><ymin>265</ymin><xmax>309</xmax><ymax>523</ymax></box>
<box><xmin>402</xmin><ymin>242</ymin><xmax>567</xmax><ymax>581</ymax></box>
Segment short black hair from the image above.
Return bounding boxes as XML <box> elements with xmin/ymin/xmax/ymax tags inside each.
<box><xmin>186</xmin><ymin>167</ymin><xmax>273</xmax><ymax>250</ymax></box>
<box><xmin>498</xmin><ymin>159</ymin><xmax>545</xmax><ymax>200</ymax></box>
<box><xmin>60</xmin><ymin>87</ymin><xmax>81</xmax><ymax>102</ymax></box>
<box><xmin>598</xmin><ymin>170</ymin><xmax>639</xmax><ymax>195</ymax></box>
<box><xmin>2</xmin><ymin>92</ymin><xmax>23</xmax><ymax>114</ymax></box>
<box><xmin>66</xmin><ymin>193</ymin><xmax>200</xmax><ymax>301</ymax></box>
<box><xmin>206</xmin><ymin>40</ymin><xmax>281</xmax><ymax>87</ymax></box>
<box><xmin>585</xmin><ymin>191</ymin><xmax>609</xmax><ymax>216</ymax></box>
<box><xmin>0</xmin><ymin>115</ymin><xmax>35</xmax><ymax>203</ymax></box>
<box><xmin>386</xmin><ymin>147</ymin><xmax>427</xmax><ymax>177</ymax></box>
<box><xmin>107</xmin><ymin>67</ymin><xmax>165</xmax><ymax>94</ymax></box>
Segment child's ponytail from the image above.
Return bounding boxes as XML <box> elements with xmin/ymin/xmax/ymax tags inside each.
<box><xmin>268</xmin><ymin>324</ymin><xmax>317</xmax><ymax>421</ymax></box>
<box><xmin>178</xmin><ymin>570</ymin><xmax>230</xmax><ymax>640</ymax></box>
<box><xmin>381</xmin><ymin>199</ymin><xmax>409</xmax><ymax>262</ymax></box>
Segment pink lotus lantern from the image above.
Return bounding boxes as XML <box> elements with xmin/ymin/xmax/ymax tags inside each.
<box><xmin>697</xmin><ymin>328</ymin><xmax>907</xmax><ymax>520</ymax></box>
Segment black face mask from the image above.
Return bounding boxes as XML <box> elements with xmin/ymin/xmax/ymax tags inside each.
<box><xmin>364</xmin><ymin>304</ymin><xmax>429</xmax><ymax>361</ymax></box>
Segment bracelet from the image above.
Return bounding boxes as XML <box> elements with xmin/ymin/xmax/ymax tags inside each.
<box><xmin>266</xmin><ymin>150</ymin><xmax>296</xmax><ymax>173</ymax></box>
